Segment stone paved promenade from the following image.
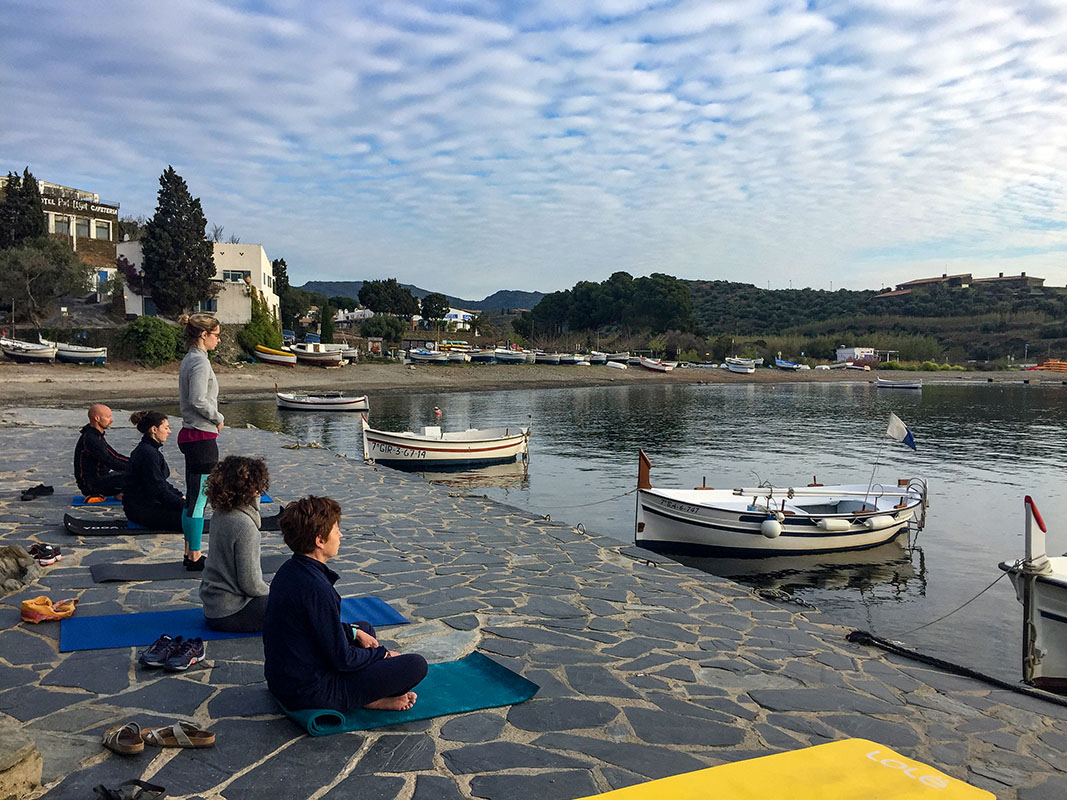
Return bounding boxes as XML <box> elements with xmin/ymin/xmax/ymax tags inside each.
<box><xmin>0</xmin><ymin>409</ymin><xmax>1065</xmax><ymax>799</ymax></box>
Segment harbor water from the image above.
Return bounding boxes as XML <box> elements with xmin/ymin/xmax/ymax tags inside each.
<box><xmin>213</xmin><ymin>379</ymin><xmax>1067</xmax><ymax>685</ymax></box>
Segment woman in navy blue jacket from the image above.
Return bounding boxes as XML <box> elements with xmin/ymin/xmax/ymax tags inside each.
<box><xmin>123</xmin><ymin>411</ymin><xmax>184</xmax><ymax>532</ymax></box>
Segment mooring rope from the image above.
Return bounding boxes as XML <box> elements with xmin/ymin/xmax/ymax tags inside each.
<box><xmin>894</xmin><ymin>568</ymin><xmax>1014</xmax><ymax>637</ymax></box>
<box><xmin>549</xmin><ymin>488</ymin><xmax>636</xmax><ymax>509</ymax></box>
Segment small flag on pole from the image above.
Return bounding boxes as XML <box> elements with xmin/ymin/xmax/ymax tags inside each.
<box><xmin>886</xmin><ymin>412</ymin><xmax>916</xmax><ymax>450</ymax></box>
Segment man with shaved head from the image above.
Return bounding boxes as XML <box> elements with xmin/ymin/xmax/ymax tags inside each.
<box><xmin>73</xmin><ymin>404</ymin><xmax>129</xmax><ymax>498</ymax></box>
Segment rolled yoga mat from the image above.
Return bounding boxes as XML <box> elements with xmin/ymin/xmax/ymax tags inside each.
<box><xmin>72</xmin><ymin>493</ymin><xmax>273</xmax><ymax>507</ymax></box>
<box><xmin>64</xmin><ymin>513</ymin><xmax>280</xmax><ymax>537</ymax></box>
<box><xmin>90</xmin><ymin>553</ymin><xmax>290</xmax><ymax>583</ymax></box>
<box><xmin>278</xmin><ymin>652</ymin><xmax>539</xmax><ymax>735</ymax></box>
<box><xmin>59</xmin><ymin>596</ymin><xmax>408</xmax><ymax>652</ymax></box>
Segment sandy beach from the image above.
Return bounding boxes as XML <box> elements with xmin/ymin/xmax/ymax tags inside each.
<box><xmin>0</xmin><ymin>358</ymin><xmax>1051</xmax><ymax>408</ymax></box>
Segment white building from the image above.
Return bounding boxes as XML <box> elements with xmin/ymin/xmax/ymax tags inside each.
<box><xmin>116</xmin><ymin>241</ymin><xmax>280</xmax><ymax>324</ymax></box>
<box><xmin>444</xmin><ymin>308</ymin><xmax>475</xmax><ymax>330</ymax></box>
<box><xmin>835</xmin><ymin>346</ymin><xmax>876</xmax><ymax>363</ymax></box>
<box><xmin>335</xmin><ymin>308</ymin><xmax>374</xmax><ymax>327</ymax></box>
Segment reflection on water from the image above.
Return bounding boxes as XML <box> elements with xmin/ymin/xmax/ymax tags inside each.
<box><xmin>394</xmin><ymin>459</ymin><xmax>531</xmax><ymax>492</ymax></box>
<box><xmin>217</xmin><ymin>380</ymin><xmax>1067</xmax><ymax>683</ymax></box>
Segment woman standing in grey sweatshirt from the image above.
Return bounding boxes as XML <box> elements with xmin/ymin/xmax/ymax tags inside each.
<box><xmin>200</xmin><ymin>456</ymin><xmax>272</xmax><ymax>632</ymax></box>
<box><xmin>177</xmin><ymin>312</ymin><xmax>224</xmax><ymax>570</ymax></box>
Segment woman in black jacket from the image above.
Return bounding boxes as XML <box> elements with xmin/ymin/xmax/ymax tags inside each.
<box><xmin>123</xmin><ymin>411</ymin><xmax>185</xmax><ymax>532</ymax></box>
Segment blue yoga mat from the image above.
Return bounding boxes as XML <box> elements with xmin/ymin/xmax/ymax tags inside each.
<box><xmin>73</xmin><ymin>493</ymin><xmax>273</xmax><ymax>508</ymax></box>
<box><xmin>279</xmin><ymin>652</ymin><xmax>539</xmax><ymax>734</ymax></box>
<box><xmin>72</xmin><ymin>495</ymin><xmax>121</xmax><ymax>507</ymax></box>
<box><xmin>59</xmin><ymin>597</ymin><xmax>408</xmax><ymax>652</ymax></box>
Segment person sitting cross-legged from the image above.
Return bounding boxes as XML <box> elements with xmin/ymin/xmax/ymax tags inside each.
<box><xmin>73</xmin><ymin>403</ymin><xmax>128</xmax><ymax>498</ymax></box>
<box><xmin>263</xmin><ymin>495</ymin><xmax>427</xmax><ymax>712</ymax></box>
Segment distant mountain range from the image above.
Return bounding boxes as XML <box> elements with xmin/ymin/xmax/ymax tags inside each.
<box><xmin>298</xmin><ymin>281</ymin><xmax>544</xmax><ymax>312</ymax></box>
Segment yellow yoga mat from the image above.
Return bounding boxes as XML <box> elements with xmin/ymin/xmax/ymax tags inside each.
<box><xmin>576</xmin><ymin>739</ymin><xmax>992</xmax><ymax>799</ymax></box>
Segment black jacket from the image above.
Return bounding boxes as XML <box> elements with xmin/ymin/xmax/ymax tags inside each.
<box><xmin>122</xmin><ymin>436</ymin><xmax>184</xmax><ymax>513</ymax></box>
<box><xmin>263</xmin><ymin>555</ymin><xmax>386</xmax><ymax>709</ymax></box>
<box><xmin>73</xmin><ymin>424</ymin><xmax>129</xmax><ymax>494</ymax></box>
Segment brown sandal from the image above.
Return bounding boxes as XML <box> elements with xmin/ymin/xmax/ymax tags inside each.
<box><xmin>102</xmin><ymin>722</ymin><xmax>144</xmax><ymax>755</ymax></box>
<box><xmin>140</xmin><ymin>721</ymin><xmax>215</xmax><ymax>748</ymax></box>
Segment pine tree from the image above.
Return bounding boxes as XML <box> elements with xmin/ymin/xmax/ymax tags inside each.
<box><xmin>0</xmin><ymin>168</ymin><xmax>46</xmax><ymax>249</ymax></box>
<box><xmin>140</xmin><ymin>166</ymin><xmax>215</xmax><ymax>316</ymax></box>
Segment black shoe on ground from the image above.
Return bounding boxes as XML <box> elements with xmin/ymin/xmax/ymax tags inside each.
<box><xmin>20</xmin><ymin>484</ymin><xmax>54</xmax><ymax>501</ymax></box>
<box><xmin>139</xmin><ymin>634</ymin><xmax>182</xmax><ymax>668</ymax></box>
<box><xmin>183</xmin><ymin>555</ymin><xmax>206</xmax><ymax>572</ymax></box>
<box><xmin>27</xmin><ymin>543</ymin><xmax>61</xmax><ymax>566</ymax></box>
<box><xmin>165</xmin><ymin>637</ymin><xmax>206</xmax><ymax>671</ymax></box>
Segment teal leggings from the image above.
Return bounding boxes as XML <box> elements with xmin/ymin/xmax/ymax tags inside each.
<box><xmin>181</xmin><ymin>473</ymin><xmax>210</xmax><ymax>551</ymax></box>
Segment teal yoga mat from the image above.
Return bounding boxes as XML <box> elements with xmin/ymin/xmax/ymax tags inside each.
<box><xmin>279</xmin><ymin>652</ymin><xmax>539</xmax><ymax>734</ymax></box>
<box><xmin>59</xmin><ymin>597</ymin><xmax>407</xmax><ymax>652</ymax></box>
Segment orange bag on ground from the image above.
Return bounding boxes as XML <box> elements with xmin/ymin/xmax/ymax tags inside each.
<box><xmin>21</xmin><ymin>596</ymin><xmax>78</xmax><ymax>623</ymax></box>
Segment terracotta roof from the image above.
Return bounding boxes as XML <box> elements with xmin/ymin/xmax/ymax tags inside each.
<box><xmin>872</xmin><ymin>289</ymin><xmax>912</xmax><ymax>298</ymax></box>
<box><xmin>895</xmin><ymin>273</ymin><xmax>972</xmax><ymax>288</ymax></box>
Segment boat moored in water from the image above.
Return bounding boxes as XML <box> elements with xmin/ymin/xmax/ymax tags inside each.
<box><xmin>634</xmin><ymin>450</ymin><xmax>928</xmax><ymax>556</ymax></box>
<box><xmin>877</xmin><ymin>378</ymin><xmax>922</xmax><ymax>390</ymax></box>
<box><xmin>361</xmin><ymin>415</ymin><xmax>530</xmax><ymax>466</ymax></box>
<box><xmin>276</xmin><ymin>386</ymin><xmax>368</xmax><ymax>411</ymax></box>
<box><xmin>999</xmin><ymin>497</ymin><xmax>1067</xmax><ymax>693</ymax></box>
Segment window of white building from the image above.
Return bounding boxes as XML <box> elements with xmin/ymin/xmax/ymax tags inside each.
<box><xmin>95</xmin><ymin>220</ymin><xmax>110</xmax><ymax>239</ymax></box>
<box><xmin>54</xmin><ymin>215</ymin><xmax>70</xmax><ymax>235</ymax></box>
<box><xmin>75</xmin><ymin>217</ymin><xmax>90</xmax><ymax>237</ymax></box>
<box><xmin>223</xmin><ymin>270</ymin><xmax>251</xmax><ymax>283</ymax></box>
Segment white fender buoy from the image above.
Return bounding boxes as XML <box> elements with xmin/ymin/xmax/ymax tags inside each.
<box><xmin>761</xmin><ymin>518</ymin><xmax>782</xmax><ymax>539</ymax></box>
<box><xmin>863</xmin><ymin>515</ymin><xmax>895</xmax><ymax>531</ymax></box>
<box><xmin>817</xmin><ymin>518</ymin><xmax>851</xmax><ymax>532</ymax></box>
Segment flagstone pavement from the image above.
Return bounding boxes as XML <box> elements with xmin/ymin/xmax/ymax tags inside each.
<box><xmin>0</xmin><ymin>408</ymin><xmax>1065</xmax><ymax>799</ymax></box>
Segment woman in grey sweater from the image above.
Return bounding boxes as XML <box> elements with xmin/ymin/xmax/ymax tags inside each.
<box><xmin>177</xmin><ymin>312</ymin><xmax>224</xmax><ymax>571</ymax></box>
<box><xmin>200</xmin><ymin>456</ymin><xmax>272</xmax><ymax>632</ymax></box>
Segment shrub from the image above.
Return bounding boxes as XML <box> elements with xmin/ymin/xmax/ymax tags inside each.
<box><xmin>919</xmin><ymin>361</ymin><xmax>941</xmax><ymax>371</ymax></box>
<box><xmin>117</xmin><ymin>316</ymin><xmax>182</xmax><ymax>367</ymax></box>
<box><xmin>237</xmin><ymin>287</ymin><xmax>282</xmax><ymax>352</ymax></box>
<box><xmin>361</xmin><ymin>313</ymin><xmax>406</xmax><ymax>341</ymax></box>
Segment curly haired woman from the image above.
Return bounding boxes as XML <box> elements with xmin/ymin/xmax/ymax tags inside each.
<box><xmin>199</xmin><ymin>455</ymin><xmax>272</xmax><ymax>632</ymax></box>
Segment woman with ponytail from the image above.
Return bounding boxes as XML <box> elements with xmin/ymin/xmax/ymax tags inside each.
<box><xmin>177</xmin><ymin>313</ymin><xmax>224</xmax><ymax>571</ymax></box>
<box><xmin>124</xmin><ymin>411</ymin><xmax>184</xmax><ymax>532</ymax></box>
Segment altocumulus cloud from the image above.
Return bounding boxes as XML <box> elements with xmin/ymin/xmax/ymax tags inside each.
<box><xmin>2</xmin><ymin>0</ymin><xmax>1067</xmax><ymax>296</ymax></box>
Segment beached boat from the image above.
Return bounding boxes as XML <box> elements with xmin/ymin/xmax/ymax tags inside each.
<box><xmin>846</xmin><ymin>363</ymin><xmax>871</xmax><ymax>371</ymax></box>
<box><xmin>290</xmin><ymin>343</ymin><xmax>345</xmax><ymax>367</ymax></box>
<box><xmin>276</xmin><ymin>387</ymin><xmax>368</xmax><ymax>411</ymax></box>
<box><xmin>408</xmin><ymin>348</ymin><xmax>449</xmax><ymax>364</ymax></box>
<box><xmin>634</xmin><ymin>450</ymin><xmax>927</xmax><ymax>556</ymax></box>
<box><xmin>725</xmin><ymin>357</ymin><xmax>756</xmax><ymax>374</ymax></box>
<box><xmin>589</xmin><ymin>352</ymin><xmax>608</xmax><ymax>365</ymax></box>
<box><xmin>446</xmin><ymin>350</ymin><xmax>471</xmax><ymax>363</ymax></box>
<box><xmin>606</xmin><ymin>360</ymin><xmax>628</xmax><ymax>370</ymax></box>
<box><xmin>361</xmin><ymin>415</ymin><xmax>530</xmax><ymax>466</ymax></box>
<box><xmin>39</xmin><ymin>337</ymin><xmax>107</xmax><ymax>365</ymax></box>
<box><xmin>255</xmin><ymin>344</ymin><xmax>297</xmax><ymax>367</ymax></box>
<box><xmin>560</xmin><ymin>353</ymin><xmax>591</xmax><ymax>366</ymax></box>
<box><xmin>877</xmin><ymin>378</ymin><xmax>922</xmax><ymax>390</ymax></box>
<box><xmin>494</xmin><ymin>348</ymin><xmax>528</xmax><ymax>364</ymax></box>
<box><xmin>469</xmin><ymin>349</ymin><xmax>497</xmax><ymax>364</ymax></box>
<box><xmin>638</xmin><ymin>356</ymin><xmax>676</xmax><ymax>373</ymax></box>
<box><xmin>775</xmin><ymin>356</ymin><xmax>802</xmax><ymax>371</ymax></box>
<box><xmin>606</xmin><ymin>352</ymin><xmax>629</xmax><ymax>363</ymax></box>
<box><xmin>534</xmin><ymin>352</ymin><xmax>561</xmax><ymax>365</ymax></box>
<box><xmin>2</xmin><ymin>337</ymin><xmax>57</xmax><ymax>364</ymax></box>
<box><xmin>1000</xmin><ymin>497</ymin><xmax>1067</xmax><ymax>693</ymax></box>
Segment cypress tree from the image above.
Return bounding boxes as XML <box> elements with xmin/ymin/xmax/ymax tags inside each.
<box><xmin>0</xmin><ymin>168</ymin><xmax>47</xmax><ymax>249</ymax></box>
<box><xmin>141</xmin><ymin>166</ymin><xmax>215</xmax><ymax>316</ymax></box>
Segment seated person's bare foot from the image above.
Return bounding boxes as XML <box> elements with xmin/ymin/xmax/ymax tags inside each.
<box><xmin>363</xmin><ymin>691</ymin><xmax>417</xmax><ymax>711</ymax></box>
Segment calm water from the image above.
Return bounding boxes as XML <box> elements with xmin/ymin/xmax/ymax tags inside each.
<box><xmin>214</xmin><ymin>380</ymin><xmax>1067</xmax><ymax>683</ymax></box>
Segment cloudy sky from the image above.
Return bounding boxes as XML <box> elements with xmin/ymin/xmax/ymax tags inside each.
<box><xmin>3</xmin><ymin>1</ymin><xmax>1067</xmax><ymax>299</ymax></box>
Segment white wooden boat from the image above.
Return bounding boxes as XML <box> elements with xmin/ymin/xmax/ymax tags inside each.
<box><xmin>494</xmin><ymin>348</ymin><xmax>528</xmax><ymax>364</ymax></box>
<box><xmin>469</xmin><ymin>349</ymin><xmax>497</xmax><ymax>364</ymax></box>
<box><xmin>534</xmin><ymin>352</ymin><xmax>561</xmax><ymax>365</ymax></box>
<box><xmin>847</xmin><ymin>363</ymin><xmax>871</xmax><ymax>371</ymax></box>
<box><xmin>606</xmin><ymin>361</ymin><xmax>628</xmax><ymax>370</ymax></box>
<box><xmin>39</xmin><ymin>337</ymin><xmax>107</xmax><ymax>364</ymax></box>
<box><xmin>635</xmin><ymin>450</ymin><xmax>927</xmax><ymax>556</ymax></box>
<box><xmin>290</xmin><ymin>343</ymin><xmax>344</xmax><ymax>367</ymax></box>
<box><xmin>1000</xmin><ymin>497</ymin><xmax>1067</xmax><ymax>693</ymax></box>
<box><xmin>560</xmin><ymin>353</ymin><xmax>591</xmax><ymax>366</ymax></box>
<box><xmin>775</xmin><ymin>356</ymin><xmax>802</xmax><ymax>371</ymax></box>
<box><xmin>638</xmin><ymin>356</ymin><xmax>675</xmax><ymax>372</ymax></box>
<box><xmin>408</xmin><ymin>348</ymin><xmax>449</xmax><ymax>364</ymax></box>
<box><xmin>255</xmin><ymin>344</ymin><xmax>297</xmax><ymax>367</ymax></box>
<box><xmin>877</xmin><ymin>378</ymin><xmax>922</xmax><ymax>390</ymax></box>
<box><xmin>2</xmin><ymin>337</ymin><xmax>56</xmax><ymax>363</ymax></box>
<box><xmin>361</xmin><ymin>415</ymin><xmax>530</xmax><ymax>466</ymax></box>
<box><xmin>589</xmin><ymin>352</ymin><xmax>608</xmax><ymax>365</ymax></box>
<box><xmin>276</xmin><ymin>387</ymin><xmax>368</xmax><ymax>411</ymax></box>
<box><xmin>725</xmin><ymin>357</ymin><xmax>756</xmax><ymax>374</ymax></box>
<box><xmin>446</xmin><ymin>350</ymin><xmax>471</xmax><ymax>363</ymax></box>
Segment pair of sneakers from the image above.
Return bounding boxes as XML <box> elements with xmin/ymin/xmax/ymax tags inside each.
<box><xmin>138</xmin><ymin>634</ymin><xmax>206</xmax><ymax>672</ymax></box>
<box><xmin>27</xmin><ymin>543</ymin><xmax>61</xmax><ymax>566</ymax></box>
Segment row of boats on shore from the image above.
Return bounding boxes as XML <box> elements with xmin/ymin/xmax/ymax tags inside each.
<box><xmin>1</xmin><ymin>335</ymin><xmax>108</xmax><ymax>365</ymax></box>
